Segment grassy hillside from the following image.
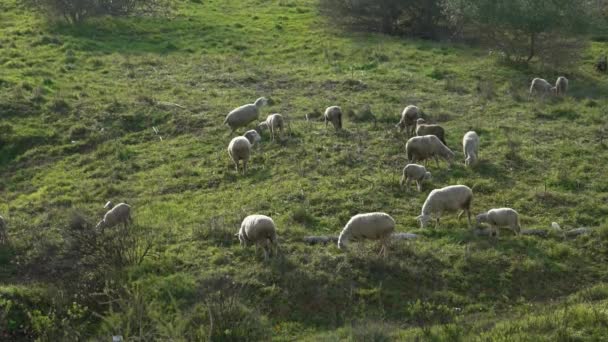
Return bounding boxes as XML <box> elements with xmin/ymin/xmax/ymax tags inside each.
<box><xmin>1</xmin><ymin>0</ymin><xmax>608</xmax><ymax>340</ymax></box>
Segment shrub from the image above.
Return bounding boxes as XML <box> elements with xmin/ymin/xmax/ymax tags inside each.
<box><xmin>22</xmin><ymin>0</ymin><xmax>171</xmax><ymax>23</ymax></box>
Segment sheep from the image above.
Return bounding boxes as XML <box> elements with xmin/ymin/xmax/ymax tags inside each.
<box><xmin>0</xmin><ymin>215</ymin><xmax>8</xmax><ymax>244</ymax></box>
<box><xmin>258</xmin><ymin>113</ymin><xmax>285</xmax><ymax>141</ymax></box>
<box><xmin>528</xmin><ymin>78</ymin><xmax>554</xmax><ymax>99</ymax></box>
<box><xmin>236</xmin><ymin>214</ymin><xmax>278</xmax><ymax>260</ymax></box>
<box><xmin>104</xmin><ymin>201</ymin><xmax>114</xmax><ymax>209</ymax></box>
<box><xmin>415</xmin><ymin>119</ymin><xmax>446</xmax><ymax>145</ymax></box>
<box><xmin>406</xmin><ymin>135</ymin><xmax>455</xmax><ymax>168</ymax></box>
<box><xmin>396</xmin><ymin>105</ymin><xmax>421</xmax><ymax>137</ymax></box>
<box><xmin>243</xmin><ymin>130</ymin><xmax>261</xmax><ymax>146</ymax></box>
<box><xmin>400</xmin><ymin>163</ymin><xmax>432</xmax><ymax>192</ymax></box>
<box><xmin>555</xmin><ymin>76</ymin><xmax>568</xmax><ymax>96</ymax></box>
<box><xmin>227</xmin><ymin>136</ymin><xmax>252</xmax><ymax>175</ymax></box>
<box><xmin>475</xmin><ymin>208</ymin><xmax>521</xmax><ymax>237</ymax></box>
<box><xmin>223</xmin><ymin>97</ymin><xmax>268</xmax><ymax>133</ymax></box>
<box><xmin>96</xmin><ymin>203</ymin><xmax>132</xmax><ymax>232</ymax></box>
<box><xmin>338</xmin><ymin>212</ymin><xmax>395</xmax><ymax>258</ymax></box>
<box><xmin>417</xmin><ymin>185</ymin><xmax>473</xmax><ymax>229</ymax></box>
<box><xmin>462</xmin><ymin>131</ymin><xmax>479</xmax><ymax>166</ymax></box>
<box><xmin>324</xmin><ymin>106</ymin><xmax>343</xmax><ymax>131</ymax></box>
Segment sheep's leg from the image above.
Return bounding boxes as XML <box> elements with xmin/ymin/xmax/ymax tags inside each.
<box><xmin>243</xmin><ymin>161</ymin><xmax>248</xmax><ymax>175</ymax></box>
<box><xmin>434</xmin><ymin>156</ymin><xmax>440</xmax><ymax>168</ymax></box>
<box><xmin>435</xmin><ymin>217</ymin><xmax>440</xmax><ymax>229</ymax></box>
<box><xmin>466</xmin><ymin>210</ymin><xmax>472</xmax><ymax>228</ymax></box>
<box><xmin>416</xmin><ymin>180</ymin><xmax>422</xmax><ymax>192</ymax></box>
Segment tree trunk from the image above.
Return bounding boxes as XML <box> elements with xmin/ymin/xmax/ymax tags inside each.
<box><xmin>527</xmin><ymin>32</ymin><xmax>536</xmax><ymax>62</ymax></box>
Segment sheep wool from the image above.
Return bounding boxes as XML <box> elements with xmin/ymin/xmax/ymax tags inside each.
<box><xmin>338</xmin><ymin>212</ymin><xmax>395</xmax><ymax>258</ymax></box>
<box><xmin>417</xmin><ymin>185</ymin><xmax>473</xmax><ymax>229</ymax></box>
<box><xmin>406</xmin><ymin>135</ymin><xmax>455</xmax><ymax>168</ymax></box>
<box><xmin>259</xmin><ymin>113</ymin><xmax>285</xmax><ymax>141</ymax></box>
<box><xmin>324</xmin><ymin>106</ymin><xmax>343</xmax><ymax>130</ymax></box>
<box><xmin>555</xmin><ymin>76</ymin><xmax>568</xmax><ymax>96</ymax></box>
<box><xmin>237</xmin><ymin>214</ymin><xmax>278</xmax><ymax>260</ymax></box>
<box><xmin>415</xmin><ymin>119</ymin><xmax>446</xmax><ymax>145</ymax></box>
<box><xmin>396</xmin><ymin>105</ymin><xmax>420</xmax><ymax>137</ymax></box>
<box><xmin>400</xmin><ymin>163</ymin><xmax>432</xmax><ymax>192</ymax></box>
<box><xmin>96</xmin><ymin>203</ymin><xmax>132</xmax><ymax>231</ymax></box>
<box><xmin>529</xmin><ymin>78</ymin><xmax>553</xmax><ymax>99</ymax></box>
<box><xmin>228</xmin><ymin>136</ymin><xmax>252</xmax><ymax>175</ymax></box>
<box><xmin>476</xmin><ymin>208</ymin><xmax>521</xmax><ymax>237</ymax></box>
<box><xmin>462</xmin><ymin>131</ymin><xmax>479</xmax><ymax>166</ymax></box>
<box><xmin>224</xmin><ymin>97</ymin><xmax>268</xmax><ymax>133</ymax></box>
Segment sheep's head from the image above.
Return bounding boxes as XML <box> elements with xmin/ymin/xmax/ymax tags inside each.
<box><xmin>424</xmin><ymin>171</ymin><xmax>432</xmax><ymax>180</ymax></box>
<box><xmin>104</xmin><ymin>201</ymin><xmax>114</xmax><ymax>209</ymax></box>
<box><xmin>235</xmin><ymin>232</ymin><xmax>247</xmax><ymax>247</ymax></box>
<box><xmin>551</xmin><ymin>87</ymin><xmax>558</xmax><ymax>95</ymax></box>
<box><xmin>244</xmin><ymin>130</ymin><xmax>261</xmax><ymax>145</ymax></box>
<box><xmin>416</xmin><ymin>214</ymin><xmax>431</xmax><ymax>228</ymax></box>
<box><xmin>416</xmin><ymin>118</ymin><xmax>426</xmax><ymax>126</ymax></box>
<box><xmin>475</xmin><ymin>213</ymin><xmax>488</xmax><ymax>226</ymax></box>
<box><xmin>258</xmin><ymin>122</ymin><xmax>269</xmax><ymax>131</ymax></box>
<box><xmin>95</xmin><ymin>220</ymin><xmax>106</xmax><ymax>231</ymax></box>
<box><xmin>337</xmin><ymin>234</ymin><xmax>348</xmax><ymax>250</ymax></box>
<box><xmin>254</xmin><ymin>97</ymin><xmax>268</xmax><ymax>107</ymax></box>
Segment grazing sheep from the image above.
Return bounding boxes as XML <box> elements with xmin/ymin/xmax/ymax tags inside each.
<box><xmin>396</xmin><ymin>105</ymin><xmax>421</xmax><ymax>137</ymax></box>
<box><xmin>555</xmin><ymin>76</ymin><xmax>568</xmax><ymax>96</ymax></box>
<box><xmin>338</xmin><ymin>212</ymin><xmax>395</xmax><ymax>258</ymax></box>
<box><xmin>227</xmin><ymin>136</ymin><xmax>252</xmax><ymax>175</ymax></box>
<box><xmin>529</xmin><ymin>78</ymin><xmax>554</xmax><ymax>99</ymax></box>
<box><xmin>0</xmin><ymin>215</ymin><xmax>8</xmax><ymax>244</ymax></box>
<box><xmin>324</xmin><ymin>106</ymin><xmax>343</xmax><ymax>131</ymax></box>
<box><xmin>303</xmin><ymin>236</ymin><xmax>338</xmax><ymax>246</ymax></box>
<box><xmin>258</xmin><ymin>113</ymin><xmax>285</xmax><ymax>141</ymax></box>
<box><xmin>96</xmin><ymin>203</ymin><xmax>132</xmax><ymax>232</ymax></box>
<box><xmin>400</xmin><ymin>163</ymin><xmax>432</xmax><ymax>192</ymax></box>
<box><xmin>462</xmin><ymin>131</ymin><xmax>480</xmax><ymax>167</ymax></box>
<box><xmin>417</xmin><ymin>185</ymin><xmax>473</xmax><ymax>229</ymax></box>
<box><xmin>406</xmin><ymin>135</ymin><xmax>455</xmax><ymax>168</ymax></box>
<box><xmin>236</xmin><ymin>215</ymin><xmax>278</xmax><ymax>260</ymax></box>
<box><xmin>243</xmin><ymin>130</ymin><xmax>261</xmax><ymax>146</ymax></box>
<box><xmin>415</xmin><ymin>119</ymin><xmax>446</xmax><ymax>145</ymax></box>
<box><xmin>223</xmin><ymin>97</ymin><xmax>268</xmax><ymax>133</ymax></box>
<box><xmin>476</xmin><ymin>208</ymin><xmax>521</xmax><ymax>237</ymax></box>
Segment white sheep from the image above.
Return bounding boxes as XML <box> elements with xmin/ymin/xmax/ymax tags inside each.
<box><xmin>462</xmin><ymin>131</ymin><xmax>479</xmax><ymax>166</ymax></box>
<box><xmin>406</xmin><ymin>135</ymin><xmax>455</xmax><ymax>168</ymax></box>
<box><xmin>243</xmin><ymin>130</ymin><xmax>261</xmax><ymax>146</ymax></box>
<box><xmin>223</xmin><ymin>97</ymin><xmax>268</xmax><ymax>133</ymax></box>
<box><xmin>417</xmin><ymin>185</ymin><xmax>473</xmax><ymax>229</ymax></box>
<box><xmin>324</xmin><ymin>106</ymin><xmax>343</xmax><ymax>130</ymax></box>
<box><xmin>476</xmin><ymin>208</ymin><xmax>521</xmax><ymax>237</ymax></box>
<box><xmin>555</xmin><ymin>76</ymin><xmax>568</xmax><ymax>96</ymax></box>
<box><xmin>338</xmin><ymin>212</ymin><xmax>395</xmax><ymax>258</ymax></box>
<box><xmin>227</xmin><ymin>136</ymin><xmax>252</xmax><ymax>175</ymax></box>
<box><xmin>415</xmin><ymin>119</ymin><xmax>446</xmax><ymax>145</ymax></box>
<box><xmin>0</xmin><ymin>215</ymin><xmax>8</xmax><ymax>244</ymax></box>
<box><xmin>96</xmin><ymin>203</ymin><xmax>132</xmax><ymax>232</ymax></box>
<box><xmin>529</xmin><ymin>78</ymin><xmax>554</xmax><ymax>99</ymax></box>
<box><xmin>258</xmin><ymin>113</ymin><xmax>285</xmax><ymax>141</ymax></box>
<box><xmin>400</xmin><ymin>163</ymin><xmax>432</xmax><ymax>192</ymax></box>
<box><xmin>396</xmin><ymin>105</ymin><xmax>421</xmax><ymax>137</ymax></box>
<box><xmin>236</xmin><ymin>214</ymin><xmax>278</xmax><ymax>260</ymax></box>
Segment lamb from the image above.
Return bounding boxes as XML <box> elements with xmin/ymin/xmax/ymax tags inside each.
<box><xmin>223</xmin><ymin>97</ymin><xmax>268</xmax><ymax>133</ymax></box>
<box><xmin>400</xmin><ymin>163</ymin><xmax>432</xmax><ymax>192</ymax></box>
<box><xmin>0</xmin><ymin>215</ymin><xmax>8</xmax><ymax>244</ymax></box>
<box><xmin>337</xmin><ymin>212</ymin><xmax>395</xmax><ymax>258</ymax></box>
<box><xmin>96</xmin><ymin>203</ymin><xmax>132</xmax><ymax>232</ymax></box>
<box><xmin>324</xmin><ymin>106</ymin><xmax>343</xmax><ymax>131</ymax></box>
<box><xmin>236</xmin><ymin>214</ymin><xmax>278</xmax><ymax>260</ymax></box>
<box><xmin>406</xmin><ymin>135</ymin><xmax>455</xmax><ymax>168</ymax></box>
<box><xmin>475</xmin><ymin>208</ymin><xmax>521</xmax><ymax>237</ymax></box>
<box><xmin>258</xmin><ymin>113</ymin><xmax>284</xmax><ymax>141</ymax></box>
<box><xmin>396</xmin><ymin>105</ymin><xmax>421</xmax><ymax>137</ymax></box>
<box><xmin>243</xmin><ymin>130</ymin><xmax>261</xmax><ymax>146</ymax></box>
<box><xmin>529</xmin><ymin>78</ymin><xmax>554</xmax><ymax>99</ymax></box>
<box><xmin>227</xmin><ymin>136</ymin><xmax>252</xmax><ymax>175</ymax></box>
<box><xmin>555</xmin><ymin>76</ymin><xmax>568</xmax><ymax>96</ymax></box>
<box><xmin>415</xmin><ymin>119</ymin><xmax>446</xmax><ymax>145</ymax></box>
<box><xmin>417</xmin><ymin>185</ymin><xmax>473</xmax><ymax>229</ymax></box>
<box><xmin>462</xmin><ymin>131</ymin><xmax>479</xmax><ymax>166</ymax></box>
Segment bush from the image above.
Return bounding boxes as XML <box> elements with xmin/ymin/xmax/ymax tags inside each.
<box><xmin>22</xmin><ymin>0</ymin><xmax>171</xmax><ymax>23</ymax></box>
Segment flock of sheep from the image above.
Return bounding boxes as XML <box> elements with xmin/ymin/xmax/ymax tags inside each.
<box><xmin>0</xmin><ymin>76</ymin><xmax>571</xmax><ymax>260</ymax></box>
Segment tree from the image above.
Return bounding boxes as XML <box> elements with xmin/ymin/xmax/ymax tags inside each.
<box><xmin>443</xmin><ymin>0</ymin><xmax>592</xmax><ymax>62</ymax></box>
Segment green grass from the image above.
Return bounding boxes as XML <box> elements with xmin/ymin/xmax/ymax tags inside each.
<box><xmin>1</xmin><ymin>0</ymin><xmax>608</xmax><ymax>340</ymax></box>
